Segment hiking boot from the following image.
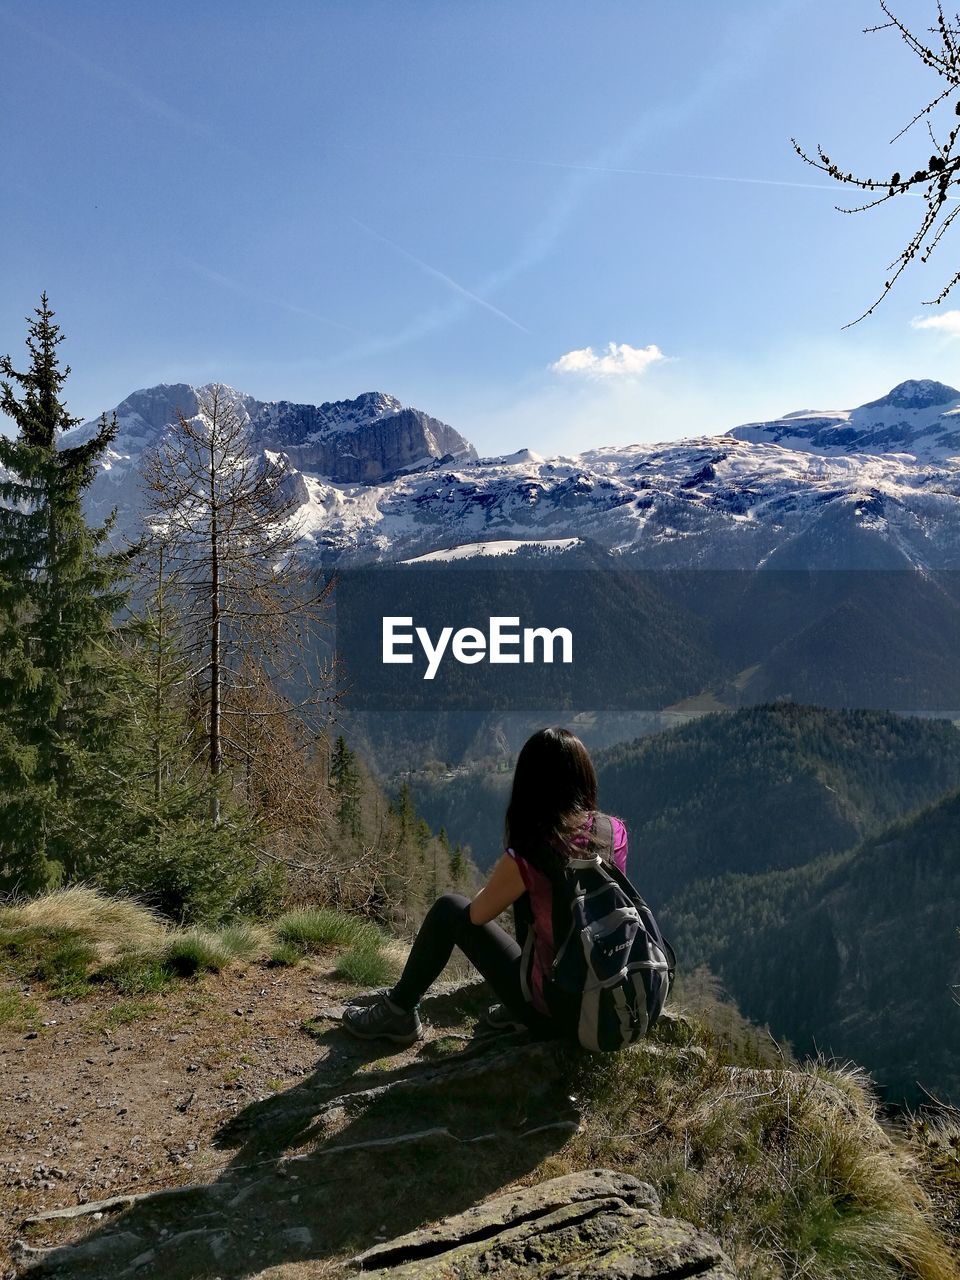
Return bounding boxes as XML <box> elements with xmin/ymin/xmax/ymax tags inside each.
<box><xmin>341</xmin><ymin>994</ymin><xmax>423</xmax><ymax>1046</ymax></box>
<box><xmin>344</xmin><ymin>987</ymin><xmax>392</xmax><ymax>1007</ymax></box>
<box><xmin>479</xmin><ymin>1003</ymin><xmax>528</xmax><ymax>1033</ymax></box>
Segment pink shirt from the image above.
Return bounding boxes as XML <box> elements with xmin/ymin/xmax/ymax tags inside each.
<box><xmin>506</xmin><ymin>814</ymin><xmax>629</xmax><ymax>1014</ymax></box>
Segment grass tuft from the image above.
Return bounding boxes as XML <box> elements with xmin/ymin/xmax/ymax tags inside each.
<box><xmin>334</xmin><ymin>944</ymin><xmax>398</xmax><ymax>988</ymax></box>
<box><xmin>0</xmin><ymin>988</ymin><xmax>40</xmax><ymax>1031</ymax></box>
<box><xmin>95</xmin><ymin>954</ymin><xmax>174</xmax><ymax>996</ymax></box>
<box><xmin>162</xmin><ymin>921</ymin><xmax>268</xmax><ymax>976</ymax></box>
<box><xmin>0</xmin><ymin>925</ymin><xmax>98</xmax><ymax>997</ymax></box>
<box><xmin>163</xmin><ymin>929</ymin><xmax>237</xmax><ymax>976</ymax></box>
<box><xmin>555</xmin><ymin>1018</ymin><xmax>956</xmax><ymax>1280</ymax></box>
<box><xmin>268</xmin><ymin>941</ymin><xmax>303</xmax><ymax>968</ymax></box>
<box><xmin>275</xmin><ymin>908</ymin><xmax>382</xmax><ymax>955</ymax></box>
<box><xmin>215</xmin><ymin>922</ymin><xmax>266</xmax><ymax>961</ymax></box>
<box><xmin>0</xmin><ymin>887</ymin><xmax>164</xmax><ymax>962</ymax></box>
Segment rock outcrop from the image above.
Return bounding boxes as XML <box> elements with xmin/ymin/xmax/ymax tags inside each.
<box><xmin>249</xmin><ymin>392</ymin><xmax>476</xmax><ymax>484</ymax></box>
<box><xmin>350</xmin><ymin>1168</ymin><xmax>737</xmax><ymax>1279</ymax></box>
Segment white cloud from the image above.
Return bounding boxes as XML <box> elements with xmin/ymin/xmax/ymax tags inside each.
<box><xmin>910</xmin><ymin>310</ymin><xmax>960</xmax><ymax>338</ymax></box>
<box><xmin>550</xmin><ymin>342</ymin><xmax>666</xmax><ymax>379</ymax></box>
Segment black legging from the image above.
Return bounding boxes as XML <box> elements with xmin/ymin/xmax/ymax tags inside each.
<box><xmin>389</xmin><ymin>892</ymin><xmax>557</xmax><ymax>1036</ymax></box>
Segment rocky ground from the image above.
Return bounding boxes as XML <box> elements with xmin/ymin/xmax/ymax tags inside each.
<box><xmin>1</xmin><ymin>960</ymin><xmax>603</xmax><ymax>1279</ymax></box>
<box><xmin>1</xmin><ymin>958</ymin><xmax>357</xmax><ymax>1274</ymax></box>
<box><xmin>3</xmin><ymin>957</ymin><xmax>959</xmax><ymax>1280</ymax></box>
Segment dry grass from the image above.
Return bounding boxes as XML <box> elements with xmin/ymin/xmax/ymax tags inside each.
<box><xmin>546</xmin><ymin>1021</ymin><xmax>958</xmax><ymax>1280</ymax></box>
<box><xmin>0</xmin><ymin>888</ymin><xmax>388</xmax><ymax>994</ymax></box>
<box><xmin>0</xmin><ymin>886</ymin><xmax>166</xmax><ymax>962</ymax></box>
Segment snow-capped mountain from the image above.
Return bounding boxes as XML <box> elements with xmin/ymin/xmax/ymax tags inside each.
<box><xmin>728</xmin><ymin>379</ymin><xmax>960</xmax><ymax>461</ymax></box>
<box><xmin>68</xmin><ymin>382</ymin><xmax>476</xmax><ymax>531</ymax></box>
<box><xmin>304</xmin><ymin>433</ymin><xmax>960</xmax><ymax>568</ymax></box>
<box><xmin>66</xmin><ymin>378</ymin><xmax>960</xmax><ymax>570</ymax></box>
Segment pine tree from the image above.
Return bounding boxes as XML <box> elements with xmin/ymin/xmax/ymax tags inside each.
<box><xmin>330</xmin><ymin>735</ymin><xmax>362</xmax><ymax>838</ymax></box>
<box><xmin>449</xmin><ymin>839</ymin><xmax>466</xmax><ymax>887</ymax></box>
<box><xmin>0</xmin><ymin>296</ymin><xmax>126</xmax><ymax>892</ymax></box>
<box><xmin>68</xmin><ymin>539</ymin><xmax>283</xmax><ymax>924</ymax></box>
<box><xmin>330</xmin><ymin>735</ymin><xmax>354</xmax><ymax>789</ymax></box>
<box><xmin>391</xmin><ymin>782</ymin><xmax>415</xmax><ymax>840</ymax></box>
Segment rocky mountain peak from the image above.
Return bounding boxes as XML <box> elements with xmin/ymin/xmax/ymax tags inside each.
<box><xmin>101</xmin><ymin>384</ymin><xmax>201</xmax><ymax>441</ymax></box>
<box><xmin>727</xmin><ymin>377</ymin><xmax>960</xmax><ymax>461</ymax></box>
<box><xmin>247</xmin><ymin>390</ymin><xmax>476</xmax><ymax>481</ymax></box>
<box><xmin>349</xmin><ymin>390</ymin><xmax>405</xmax><ymax>418</ymax></box>
<box><xmin>63</xmin><ymin>382</ymin><xmax>478</xmax><ymax>529</ymax></box>
<box><xmin>862</xmin><ymin>379</ymin><xmax>960</xmax><ymax>411</ymax></box>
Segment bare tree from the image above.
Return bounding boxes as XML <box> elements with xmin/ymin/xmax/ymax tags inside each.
<box><xmin>794</xmin><ymin>2</ymin><xmax>960</xmax><ymax>325</ymax></box>
<box><xmin>141</xmin><ymin>384</ymin><xmax>332</xmax><ymax>824</ymax></box>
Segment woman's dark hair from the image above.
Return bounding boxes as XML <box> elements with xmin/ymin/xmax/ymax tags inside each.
<box><xmin>504</xmin><ymin>727</ymin><xmax>598</xmax><ymax>876</ymax></box>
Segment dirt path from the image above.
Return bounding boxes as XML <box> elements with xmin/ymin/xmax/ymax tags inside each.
<box><xmin>7</xmin><ymin>962</ymin><xmax>958</xmax><ymax>1280</ymax></box>
<box><xmin>2</xmin><ymin>962</ymin><xmax>327</xmax><ymax>1271</ymax></box>
<box><xmin>1</xmin><ymin>964</ymin><xmax>574</xmax><ymax>1279</ymax></box>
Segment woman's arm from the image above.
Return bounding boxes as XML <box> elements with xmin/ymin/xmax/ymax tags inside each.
<box><xmin>469</xmin><ymin>852</ymin><xmax>526</xmax><ymax>925</ymax></box>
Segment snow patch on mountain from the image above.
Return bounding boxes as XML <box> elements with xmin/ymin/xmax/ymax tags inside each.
<box><xmin>476</xmin><ymin>447</ymin><xmax>546</xmax><ymax>467</ymax></box>
<box><xmin>402</xmin><ymin>537</ymin><xmax>582</xmax><ymax>563</ymax></box>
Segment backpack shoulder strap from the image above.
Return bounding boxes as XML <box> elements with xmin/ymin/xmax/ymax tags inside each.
<box><xmin>592</xmin><ymin>812</ymin><xmax>615</xmax><ymax>865</ymax></box>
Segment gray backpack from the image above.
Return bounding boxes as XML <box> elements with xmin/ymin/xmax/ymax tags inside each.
<box><xmin>541</xmin><ymin>814</ymin><xmax>676</xmax><ymax>1052</ymax></box>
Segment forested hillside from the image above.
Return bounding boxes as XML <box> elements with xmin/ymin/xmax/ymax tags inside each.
<box><xmin>667</xmin><ymin>788</ymin><xmax>960</xmax><ymax>1104</ymax></box>
<box><xmin>410</xmin><ymin>769</ymin><xmax>513</xmax><ymax>871</ymax></box>
<box><xmin>595</xmin><ymin>703</ymin><xmax>960</xmax><ymax>901</ymax></box>
<box><xmin>0</xmin><ymin>302</ymin><xmax>469</xmax><ymax>935</ymax></box>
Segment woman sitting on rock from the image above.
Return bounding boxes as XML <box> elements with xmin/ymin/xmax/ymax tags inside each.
<box><xmin>341</xmin><ymin>726</ymin><xmax>629</xmax><ymax>1045</ymax></box>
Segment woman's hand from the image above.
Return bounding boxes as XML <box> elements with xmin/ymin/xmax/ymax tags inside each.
<box><xmin>468</xmin><ymin>853</ymin><xmax>525</xmax><ymax>925</ymax></box>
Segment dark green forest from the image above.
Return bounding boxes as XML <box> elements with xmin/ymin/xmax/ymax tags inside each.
<box><xmin>596</xmin><ymin>702</ymin><xmax>960</xmax><ymax>900</ymax></box>
<box><xmin>667</xmin><ymin>788</ymin><xmax>960</xmax><ymax>1104</ymax></box>
<box><xmin>414</xmin><ymin>703</ymin><xmax>960</xmax><ymax>892</ymax></box>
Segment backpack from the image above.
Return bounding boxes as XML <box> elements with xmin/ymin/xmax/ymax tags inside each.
<box><xmin>536</xmin><ymin>813</ymin><xmax>676</xmax><ymax>1052</ymax></box>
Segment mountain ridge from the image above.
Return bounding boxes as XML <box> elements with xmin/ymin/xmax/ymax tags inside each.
<box><xmin>62</xmin><ymin>377</ymin><xmax>960</xmax><ymax>569</ymax></box>
<box><xmin>667</xmin><ymin>782</ymin><xmax>960</xmax><ymax>1104</ymax></box>
<box><xmin>728</xmin><ymin>377</ymin><xmax>960</xmax><ymax>460</ymax></box>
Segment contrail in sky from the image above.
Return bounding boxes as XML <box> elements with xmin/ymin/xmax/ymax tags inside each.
<box><xmin>0</xmin><ymin>4</ymin><xmax>245</xmax><ymax>157</ymax></box>
<box><xmin>444</xmin><ymin>153</ymin><xmax>844</xmax><ymax>195</ymax></box>
<box><xmin>425</xmin><ymin>149</ymin><xmax>960</xmax><ymax>202</ymax></box>
<box><xmin>317</xmin><ymin>0</ymin><xmax>813</xmax><ymax>370</ymax></box>
<box><xmin>176</xmin><ymin>255</ymin><xmax>362</xmax><ymax>336</ymax></box>
<box><xmin>348</xmin><ymin>217</ymin><xmax>531</xmax><ymax>335</ymax></box>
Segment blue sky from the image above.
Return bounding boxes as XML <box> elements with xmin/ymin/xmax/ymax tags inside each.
<box><xmin>3</xmin><ymin>0</ymin><xmax>960</xmax><ymax>454</ymax></box>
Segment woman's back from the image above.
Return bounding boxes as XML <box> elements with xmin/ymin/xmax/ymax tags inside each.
<box><xmin>506</xmin><ymin>811</ymin><xmax>628</xmax><ymax>1015</ymax></box>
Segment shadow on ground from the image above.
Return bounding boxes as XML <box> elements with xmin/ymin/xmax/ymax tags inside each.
<box><xmin>15</xmin><ymin>982</ymin><xmax>579</xmax><ymax>1280</ymax></box>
